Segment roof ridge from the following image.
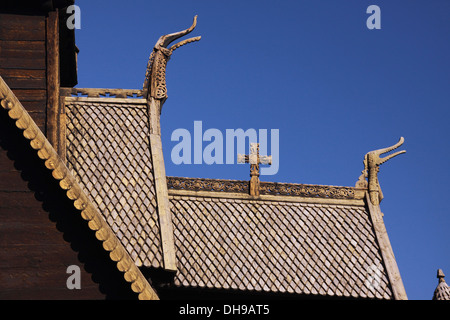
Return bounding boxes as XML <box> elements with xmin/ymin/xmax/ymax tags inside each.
<box><xmin>167</xmin><ymin>176</ymin><xmax>365</xmax><ymax>200</ymax></box>
<box><xmin>167</xmin><ymin>175</ymin><xmax>358</xmax><ymax>188</ymax></box>
<box><xmin>0</xmin><ymin>76</ymin><xmax>158</xmax><ymax>300</ymax></box>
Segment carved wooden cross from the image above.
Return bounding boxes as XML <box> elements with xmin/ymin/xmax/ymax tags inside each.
<box><xmin>238</xmin><ymin>143</ymin><xmax>272</xmax><ymax>197</ymax></box>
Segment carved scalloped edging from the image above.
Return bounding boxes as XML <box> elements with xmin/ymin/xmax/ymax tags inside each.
<box><xmin>167</xmin><ymin>176</ymin><xmax>362</xmax><ymax>200</ymax></box>
<box><xmin>0</xmin><ymin>77</ymin><xmax>158</xmax><ymax>300</ymax></box>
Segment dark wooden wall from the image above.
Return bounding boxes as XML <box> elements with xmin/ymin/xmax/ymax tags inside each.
<box><xmin>0</xmin><ymin>11</ymin><xmax>136</xmax><ymax>300</ymax></box>
<box><xmin>0</xmin><ymin>101</ymin><xmax>138</xmax><ymax>300</ymax></box>
<box><xmin>0</xmin><ymin>13</ymin><xmax>47</xmax><ymax>132</ymax></box>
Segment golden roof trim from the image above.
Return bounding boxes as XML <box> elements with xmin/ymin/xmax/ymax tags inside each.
<box><xmin>0</xmin><ymin>76</ymin><xmax>158</xmax><ymax>300</ymax></box>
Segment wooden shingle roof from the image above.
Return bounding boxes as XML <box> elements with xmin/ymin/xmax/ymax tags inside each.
<box><xmin>65</xmin><ymin>97</ymin><xmax>163</xmax><ymax>268</ymax></box>
<box><xmin>169</xmin><ymin>192</ymin><xmax>392</xmax><ymax>298</ymax></box>
<box><xmin>1</xmin><ymin>10</ymin><xmax>410</xmax><ymax>300</ymax></box>
<box><xmin>62</xmin><ymin>92</ymin><xmax>407</xmax><ymax>299</ymax></box>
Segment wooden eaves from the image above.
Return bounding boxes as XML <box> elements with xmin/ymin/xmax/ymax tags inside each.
<box><xmin>0</xmin><ymin>75</ymin><xmax>159</xmax><ymax>300</ymax></box>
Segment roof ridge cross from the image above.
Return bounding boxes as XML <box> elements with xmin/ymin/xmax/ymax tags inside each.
<box><xmin>237</xmin><ymin>143</ymin><xmax>272</xmax><ymax>197</ymax></box>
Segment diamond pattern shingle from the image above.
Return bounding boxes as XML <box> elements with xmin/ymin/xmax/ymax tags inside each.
<box><xmin>65</xmin><ymin>99</ymin><xmax>163</xmax><ymax>268</ymax></box>
<box><xmin>62</xmin><ymin>97</ymin><xmax>395</xmax><ymax>299</ymax></box>
<box><xmin>169</xmin><ymin>195</ymin><xmax>393</xmax><ymax>299</ymax></box>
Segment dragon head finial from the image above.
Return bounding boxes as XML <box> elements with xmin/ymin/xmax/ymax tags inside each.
<box><xmin>143</xmin><ymin>16</ymin><xmax>201</xmax><ymax>103</ymax></box>
<box><xmin>365</xmin><ymin>137</ymin><xmax>406</xmax><ymax>169</ymax></box>
<box><xmin>357</xmin><ymin>137</ymin><xmax>406</xmax><ymax>205</ymax></box>
<box><xmin>154</xmin><ymin>15</ymin><xmax>201</xmax><ymax>51</ymax></box>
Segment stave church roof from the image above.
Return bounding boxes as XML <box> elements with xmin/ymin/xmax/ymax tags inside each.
<box><xmin>59</xmin><ymin>85</ymin><xmax>407</xmax><ymax>299</ymax></box>
<box><xmin>0</xmin><ymin>9</ymin><xmax>409</xmax><ymax>300</ymax></box>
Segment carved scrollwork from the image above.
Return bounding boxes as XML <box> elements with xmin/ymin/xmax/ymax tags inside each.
<box><xmin>167</xmin><ymin>177</ymin><xmax>357</xmax><ymax>199</ymax></box>
<box><xmin>143</xmin><ymin>16</ymin><xmax>201</xmax><ymax>102</ymax></box>
<box><xmin>260</xmin><ymin>182</ymin><xmax>356</xmax><ymax>199</ymax></box>
<box><xmin>167</xmin><ymin>177</ymin><xmax>249</xmax><ymax>193</ymax></box>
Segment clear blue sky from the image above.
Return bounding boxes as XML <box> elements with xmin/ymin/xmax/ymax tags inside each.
<box><xmin>75</xmin><ymin>0</ymin><xmax>450</xmax><ymax>300</ymax></box>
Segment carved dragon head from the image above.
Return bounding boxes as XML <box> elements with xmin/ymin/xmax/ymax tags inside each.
<box><xmin>143</xmin><ymin>16</ymin><xmax>201</xmax><ymax>101</ymax></box>
<box><xmin>154</xmin><ymin>15</ymin><xmax>201</xmax><ymax>52</ymax></box>
<box><xmin>364</xmin><ymin>137</ymin><xmax>406</xmax><ymax>171</ymax></box>
<box><xmin>360</xmin><ymin>137</ymin><xmax>406</xmax><ymax>205</ymax></box>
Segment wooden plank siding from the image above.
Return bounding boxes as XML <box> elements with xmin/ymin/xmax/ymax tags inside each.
<box><xmin>0</xmin><ymin>109</ymin><xmax>137</xmax><ymax>299</ymax></box>
<box><xmin>0</xmin><ymin>12</ymin><xmax>135</xmax><ymax>299</ymax></box>
<box><xmin>0</xmin><ymin>13</ymin><xmax>47</xmax><ymax>133</ymax></box>
<box><xmin>46</xmin><ymin>11</ymin><xmax>62</xmax><ymax>156</ymax></box>
<box><xmin>0</xmin><ymin>69</ymin><xmax>46</xmax><ymax>89</ymax></box>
